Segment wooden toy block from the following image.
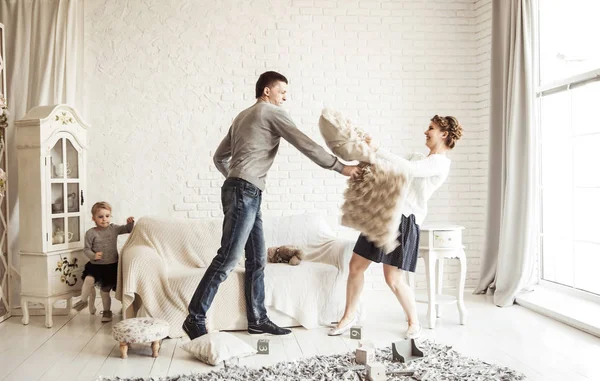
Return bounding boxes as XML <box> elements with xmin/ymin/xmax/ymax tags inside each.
<box><xmin>257</xmin><ymin>339</ymin><xmax>269</xmax><ymax>354</ymax></box>
<box><xmin>355</xmin><ymin>346</ymin><xmax>375</xmax><ymax>365</ymax></box>
<box><xmin>391</xmin><ymin>339</ymin><xmax>424</xmax><ymax>363</ymax></box>
<box><xmin>365</xmin><ymin>362</ymin><xmax>386</xmax><ymax>381</ymax></box>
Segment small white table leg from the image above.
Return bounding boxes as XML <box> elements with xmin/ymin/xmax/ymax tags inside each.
<box><xmin>45</xmin><ymin>300</ymin><xmax>53</xmax><ymax>328</ymax></box>
<box><xmin>436</xmin><ymin>258</ymin><xmax>444</xmax><ymax>318</ymax></box>
<box><xmin>21</xmin><ymin>299</ymin><xmax>30</xmax><ymax>325</ymax></box>
<box><xmin>407</xmin><ymin>271</ymin><xmax>416</xmax><ymax>291</ymax></box>
<box><xmin>424</xmin><ymin>254</ymin><xmax>437</xmax><ymax>329</ymax></box>
<box><xmin>403</xmin><ymin>271</ymin><xmax>416</xmax><ymax>322</ymax></box>
<box><xmin>457</xmin><ymin>249</ymin><xmax>468</xmax><ymax>325</ymax></box>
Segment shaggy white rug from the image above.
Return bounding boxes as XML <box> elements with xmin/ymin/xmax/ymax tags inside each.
<box><xmin>97</xmin><ymin>339</ymin><xmax>527</xmax><ymax>381</ymax></box>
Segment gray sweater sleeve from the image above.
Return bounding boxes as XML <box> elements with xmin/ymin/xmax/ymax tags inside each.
<box><xmin>83</xmin><ymin>230</ymin><xmax>96</xmax><ymax>261</ymax></box>
<box><xmin>213</xmin><ymin>126</ymin><xmax>232</xmax><ymax>178</ymax></box>
<box><xmin>270</xmin><ymin>108</ymin><xmax>344</xmax><ymax>173</ymax></box>
<box><xmin>114</xmin><ymin>221</ymin><xmax>134</xmax><ymax>235</ymax></box>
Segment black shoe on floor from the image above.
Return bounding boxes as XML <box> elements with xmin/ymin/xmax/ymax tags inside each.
<box><xmin>182</xmin><ymin>316</ymin><xmax>207</xmax><ymax>340</ymax></box>
<box><xmin>248</xmin><ymin>319</ymin><xmax>292</xmax><ymax>335</ymax></box>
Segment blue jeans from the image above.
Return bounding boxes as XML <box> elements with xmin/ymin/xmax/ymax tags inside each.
<box><xmin>187</xmin><ymin>178</ymin><xmax>268</xmax><ymax>326</ymax></box>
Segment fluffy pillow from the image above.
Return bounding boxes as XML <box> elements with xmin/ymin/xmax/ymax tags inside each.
<box><xmin>319</xmin><ymin>108</ymin><xmax>375</xmax><ymax>163</ymax></box>
<box><xmin>341</xmin><ymin>162</ymin><xmax>409</xmax><ymax>253</ymax></box>
<box><xmin>181</xmin><ymin>332</ymin><xmax>256</xmax><ymax>365</ymax></box>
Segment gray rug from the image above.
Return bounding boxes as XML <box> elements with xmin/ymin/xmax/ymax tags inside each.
<box><xmin>98</xmin><ymin>340</ymin><xmax>527</xmax><ymax>381</ymax></box>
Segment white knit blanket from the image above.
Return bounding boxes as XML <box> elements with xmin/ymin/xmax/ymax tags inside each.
<box><xmin>115</xmin><ymin>214</ymin><xmax>355</xmax><ymax>338</ymax></box>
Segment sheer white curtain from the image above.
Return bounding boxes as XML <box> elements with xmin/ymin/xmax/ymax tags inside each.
<box><xmin>0</xmin><ymin>0</ymin><xmax>84</xmax><ymax>309</ymax></box>
<box><xmin>474</xmin><ymin>0</ymin><xmax>538</xmax><ymax>307</ymax></box>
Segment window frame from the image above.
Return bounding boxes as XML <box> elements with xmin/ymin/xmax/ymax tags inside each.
<box><xmin>535</xmin><ymin>0</ymin><xmax>600</xmax><ymax>297</ymax></box>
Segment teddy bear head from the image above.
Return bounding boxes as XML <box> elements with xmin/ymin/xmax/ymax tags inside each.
<box><xmin>267</xmin><ymin>245</ymin><xmax>305</xmax><ymax>266</ymax></box>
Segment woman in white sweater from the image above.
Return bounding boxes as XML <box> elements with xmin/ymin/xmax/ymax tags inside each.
<box><xmin>329</xmin><ymin>115</ymin><xmax>463</xmax><ymax>339</ymax></box>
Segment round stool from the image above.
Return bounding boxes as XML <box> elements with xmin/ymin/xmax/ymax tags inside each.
<box><xmin>112</xmin><ymin>317</ymin><xmax>170</xmax><ymax>359</ymax></box>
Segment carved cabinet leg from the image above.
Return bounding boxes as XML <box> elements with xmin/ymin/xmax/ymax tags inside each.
<box><xmin>45</xmin><ymin>300</ymin><xmax>53</xmax><ymax>328</ymax></box>
<box><xmin>21</xmin><ymin>299</ymin><xmax>30</xmax><ymax>325</ymax></box>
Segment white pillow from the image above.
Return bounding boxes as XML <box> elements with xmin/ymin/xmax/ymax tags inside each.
<box><xmin>319</xmin><ymin>108</ymin><xmax>375</xmax><ymax>163</ymax></box>
<box><xmin>181</xmin><ymin>332</ymin><xmax>257</xmax><ymax>365</ymax></box>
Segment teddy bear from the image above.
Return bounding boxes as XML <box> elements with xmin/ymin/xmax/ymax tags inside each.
<box><xmin>267</xmin><ymin>245</ymin><xmax>305</xmax><ymax>266</ymax></box>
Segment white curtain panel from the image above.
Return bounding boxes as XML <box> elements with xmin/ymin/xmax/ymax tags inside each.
<box><xmin>474</xmin><ymin>0</ymin><xmax>538</xmax><ymax>307</ymax></box>
<box><xmin>0</xmin><ymin>0</ymin><xmax>84</xmax><ymax>308</ymax></box>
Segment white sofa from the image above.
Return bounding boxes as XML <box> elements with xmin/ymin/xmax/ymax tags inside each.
<box><xmin>116</xmin><ymin>213</ymin><xmax>358</xmax><ymax>338</ymax></box>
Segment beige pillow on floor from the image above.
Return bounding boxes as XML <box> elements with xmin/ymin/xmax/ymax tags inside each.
<box><xmin>181</xmin><ymin>332</ymin><xmax>257</xmax><ymax>365</ymax></box>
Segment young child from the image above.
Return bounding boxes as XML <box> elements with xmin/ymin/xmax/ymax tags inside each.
<box><xmin>73</xmin><ymin>201</ymin><xmax>134</xmax><ymax>322</ymax></box>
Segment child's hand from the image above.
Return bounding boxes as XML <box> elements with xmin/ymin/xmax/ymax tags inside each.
<box><xmin>95</xmin><ymin>252</ymin><xmax>103</xmax><ymax>260</ymax></box>
<box><xmin>127</xmin><ymin>217</ymin><xmax>135</xmax><ymax>224</ymax></box>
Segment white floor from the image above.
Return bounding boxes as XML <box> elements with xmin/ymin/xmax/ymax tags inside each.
<box><xmin>1</xmin><ymin>291</ymin><xmax>599</xmax><ymax>381</ymax></box>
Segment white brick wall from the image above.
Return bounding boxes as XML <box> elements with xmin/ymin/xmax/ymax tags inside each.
<box><xmin>84</xmin><ymin>0</ymin><xmax>492</xmax><ymax>291</ymax></box>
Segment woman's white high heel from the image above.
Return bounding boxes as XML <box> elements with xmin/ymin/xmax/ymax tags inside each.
<box><xmin>405</xmin><ymin>323</ymin><xmax>422</xmax><ymax>339</ymax></box>
<box><xmin>328</xmin><ymin>316</ymin><xmax>358</xmax><ymax>336</ymax></box>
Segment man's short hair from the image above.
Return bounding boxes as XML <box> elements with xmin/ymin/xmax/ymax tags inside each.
<box><xmin>255</xmin><ymin>71</ymin><xmax>288</xmax><ymax>99</ymax></box>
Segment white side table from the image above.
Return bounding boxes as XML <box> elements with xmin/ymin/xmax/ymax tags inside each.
<box><xmin>410</xmin><ymin>224</ymin><xmax>468</xmax><ymax>329</ymax></box>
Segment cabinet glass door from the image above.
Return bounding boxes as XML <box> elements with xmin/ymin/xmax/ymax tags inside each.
<box><xmin>48</xmin><ymin>135</ymin><xmax>84</xmax><ymax>250</ymax></box>
<box><xmin>50</xmin><ymin>183</ymin><xmax>64</xmax><ymax>214</ymax></box>
<box><xmin>66</xmin><ymin>140</ymin><xmax>79</xmax><ymax>179</ymax></box>
<box><xmin>50</xmin><ymin>140</ymin><xmax>64</xmax><ymax>179</ymax></box>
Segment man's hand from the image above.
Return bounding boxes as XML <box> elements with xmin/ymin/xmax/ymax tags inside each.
<box><xmin>94</xmin><ymin>252</ymin><xmax>103</xmax><ymax>261</ymax></box>
<box><xmin>342</xmin><ymin>165</ymin><xmax>362</xmax><ymax>180</ymax></box>
<box><xmin>127</xmin><ymin>217</ymin><xmax>135</xmax><ymax>224</ymax></box>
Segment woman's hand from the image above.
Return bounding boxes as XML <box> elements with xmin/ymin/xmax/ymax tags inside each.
<box><xmin>94</xmin><ymin>252</ymin><xmax>103</xmax><ymax>260</ymax></box>
<box><xmin>127</xmin><ymin>217</ymin><xmax>135</xmax><ymax>224</ymax></box>
<box><xmin>342</xmin><ymin>165</ymin><xmax>362</xmax><ymax>180</ymax></box>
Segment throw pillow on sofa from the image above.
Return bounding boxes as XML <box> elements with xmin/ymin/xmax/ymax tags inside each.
<box><xmin>181</xmin><ymin>332</ymin><xmax>256</xmax><ymax>365</ymax></box>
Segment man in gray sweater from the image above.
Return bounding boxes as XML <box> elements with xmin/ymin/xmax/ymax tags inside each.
<box><xmin>183</xmin><ymin>71</ymin><xmax>360</xmax><ymax>339</ymax></box>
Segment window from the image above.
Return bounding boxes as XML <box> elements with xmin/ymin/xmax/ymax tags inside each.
<box><xmin>538</xmin><ymin>0</ymin><xmax>600</xmax><ymax>85</ymax></box>
<box><xmin>537</xmin><ymin>0</ymin><xmax>600</xmax><ymax>295</ymax></box>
